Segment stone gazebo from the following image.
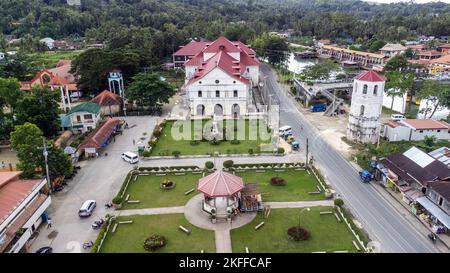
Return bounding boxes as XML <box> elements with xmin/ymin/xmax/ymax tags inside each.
<box><xmin>197</xmin><ymin>171</ymin><xmax>244</xmax><ymax>222</ymax></box>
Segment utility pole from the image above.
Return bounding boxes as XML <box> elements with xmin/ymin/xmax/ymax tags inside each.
<box><xmin>40</xmin><ymin>137</ymin><xmax>52</xmax><ymax>194</ymax></box>
<box><xmin>306</xmin><ymin>137</ymin><xmax>309</xmax><ymax>167</ymax></box>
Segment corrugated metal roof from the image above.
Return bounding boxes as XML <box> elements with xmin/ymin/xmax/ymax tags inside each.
<box><xmin>416</xmin><ymin>196</ymin><xmax>450</xmax><ymax>229</ymax></box>
<box><xmin>403</xmin><ymin>147</ymin><xmax>435</xmax><ymax>168</ymax></box>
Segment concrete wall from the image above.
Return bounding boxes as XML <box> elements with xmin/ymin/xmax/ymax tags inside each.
<box><xmin>384</xmin><ymin>125</ymin><xmax>450</xmax><ymax>141</ymax></box>
<box><xmin>383</xmin><ymin>88</ymin><xmax>407</xmax><ymax>114</ymax></box>
<box><xmin>69</xmin><ymin>111</ymin><xmax>100</xmax><ymax>133</ymax></box>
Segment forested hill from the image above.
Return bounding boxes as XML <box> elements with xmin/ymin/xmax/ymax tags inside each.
<box><xmin>1</xmin><ymin>0</ymin><xmax>449</xmax><ymax>43</ymax></box>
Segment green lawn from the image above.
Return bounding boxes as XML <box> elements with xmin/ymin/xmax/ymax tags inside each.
<box><xmin>231</xmin><ymin>207</ymin><xmax>357</xmax><ymax>253</ymax></box>
<box><xmin>100</xmin><ymin>214</ymin><xmax>215</xmax><ymax>253</ymax></box>
<box><xmin>236</xmin><ymin>170</ymin><xmax>325</xmax><ymax>201</ymax></box>
<box><xmin>150</xmin><ymin>119</ymin><xmax>273</xmax><ymax>156</ymax></box>
<box><xmin>122</xmin><ymin>173</ymin><xmax>203</xmax><ymax>209</ymax></box>
<box><xmin>28</xmin><ymin>51</ymin><xmax>82</xmax><ymax>68</ymax></box>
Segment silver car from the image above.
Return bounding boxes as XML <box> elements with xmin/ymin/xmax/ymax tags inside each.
<box><xmin>78</xmin><ymin>200</ymin><xmax>96</xmax><ymax>217</ymax></box>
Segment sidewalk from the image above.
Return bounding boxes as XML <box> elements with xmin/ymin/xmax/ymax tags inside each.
<box><xmin>348</xmin><ymin>160</ymin><xmax>450</xmax><ymax>252</ymax></box>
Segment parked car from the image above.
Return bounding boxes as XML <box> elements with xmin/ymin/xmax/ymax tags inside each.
<box><xmin>121</xmin><ymin>151</ymin><xmax>139</xmax><ymax>164</ymax></box>
<box><xmin>78</xmin><ymin>200</ymin><xmax>96</xmax><ymax>217</ymax></box>
<box><xmin>278</xmin><ymin>125</ymin><xmax>292</xmax><ymax>137</ymax></box>
<box><xmin>309</xmin><ymin>103</ymin><xmax>327</xmax><ymax>112</ymax></box>
<box><xmin>390</xmin><ymin>114</ymin><xmax>405</xmax><ymax>121</ymax></box>
<box><xmin>35</xmin><ymin>246</ymin><xmax>53</xmax><ymax>253</ymax></box>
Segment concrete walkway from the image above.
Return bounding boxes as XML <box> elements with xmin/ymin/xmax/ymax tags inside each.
<box><xmin>267</xmin><ymin>200</ymin><xmax>334</xmax><ymax>209</ymax></box>
<box><xmin>115</xmin><ymin>206</ymin><xmax>184</xmax><ymax>217</ymax></box>
<box><xmin>215</xmin><ymin>230</ymin><xmax>232</xmax><ymax>253</ymax></box>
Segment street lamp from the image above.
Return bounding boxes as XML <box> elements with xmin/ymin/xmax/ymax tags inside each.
<box><xmin>298</xmin><ymin>207</ymin><xmax>310</xmax><ymax>227</ymax></box>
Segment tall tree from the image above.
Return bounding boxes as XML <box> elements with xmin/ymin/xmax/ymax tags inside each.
<box><xmin>126</xmin><ymin>72</ymin><xmax>176</xmax><ymax>112</ymax></box>
<box><xmin>384</xmin><ymin>54</ymin><xmax>408</xmax><ymax>72</ymax></box>
<box><xmin>303</xmin><ymin>59</ymin><xmax>339</xmax><ymax>80</ymax></box>
<box><xmin>416</xmin><ymin>80</ymin><xmax>450</xmax><ymax>119</ymax></box>
<box><xmin>0</xmin><ymin>77</ymin><xmax>22</xmax><ymax>114</ymax></box>
<box><xmin>10</xmin><ymin>122</ymin><xmax>43</xmax><ymax>178</ymax></box>
<box><xmin>251</xmin><ymin>33</ymin><xmax>289</xmax><ymax>65</ymax></box>
<box><xmin>15</xmin><ymin>86</ymin><xmax>60</xmax><ymax>137</ymax></box>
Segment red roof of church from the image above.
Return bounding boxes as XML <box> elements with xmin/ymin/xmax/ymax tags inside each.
<box><xmin>354</xmin><ymin>70</ymin><xmax>385</xmax><ymax>82</ymax></box>
<box><xmin>91</xmin><ymin>90</ymin><xmax>122</xmax><ymax>106</ymax></box>
<box><xmin>203</xmin><ymin>36</ymin><xmax>242</xmax><ymax>53</ymax></box>
<box><xmin>197</xmin><ymin>170</ymin><xmax>244</xmax><ymax>197</ymax></box>
<box><xmin>173</xmin><ymin>41</ymin><xmax>208</xmax><ymax>56</ymax></box>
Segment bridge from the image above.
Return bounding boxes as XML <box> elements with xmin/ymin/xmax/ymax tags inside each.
<box><xmin>293</xmin><ymin>79</ymin><xmax>353</xmax><ymax>116</ymax></box>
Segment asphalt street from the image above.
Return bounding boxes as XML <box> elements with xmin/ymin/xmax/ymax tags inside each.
<box><xmin>260</xmin><ymin>64</ymin><xmax>441</xmax><ymax>253</ymax></box>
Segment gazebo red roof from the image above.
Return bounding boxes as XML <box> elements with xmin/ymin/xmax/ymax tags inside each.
<box><xmin>91</xmin><ymin>90</ymin><xmax>122</xmax><ymax>106</ymax></box>
<box><xmin>197</xmin><ymin>171</ymin><xmax>244</xmax><ymax>197</ymax></box>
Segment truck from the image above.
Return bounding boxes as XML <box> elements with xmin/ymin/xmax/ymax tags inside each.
<box><xmin>309</xmin><ymin>103</ymin><xmax>327</xmax><ymax>112</ymax></box>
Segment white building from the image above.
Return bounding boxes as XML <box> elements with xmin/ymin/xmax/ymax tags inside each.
<box><xmin>175</xmin><ymin>36</ymin><xmax>260</xmax><ymax>117</ymax></box>
<box><xmin>379</xmin><ymin>43</ymin><xmax>407</xmax><ymax>57</ymax></box>
<box><xmin>0</xmin><ymin>172</ymin><xmax>51</xmax><ymax>253</ymax></box>
<box><xmin>347</xmin><ymin>70</ymin><xmax>385</xmax><ymax>143</ymax></box>
<box><xmin>39</xmin><ymin>37</ymin><xmax>55</xmax><ymax>50</ymax></box>
<box><xmin>383</xmin><ymin>119</ymin><xmax>450</xmax><ymax>142</ymax></box>
<box><xmin>66</xmin><ymin>102</ymin><xmax>101</xmax><ymax>133</ymax></box>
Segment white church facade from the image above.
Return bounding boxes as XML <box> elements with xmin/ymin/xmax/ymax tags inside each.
<box><xmin>347</xmin><ymin>70</ymin><xmax>385</xmax><ymax>144</ymax></box>
<box><xmin>173</xmin><ymin>37</ymin><xmax>260</xmax><ymax>118</ymax></box>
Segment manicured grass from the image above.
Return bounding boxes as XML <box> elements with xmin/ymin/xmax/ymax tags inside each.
<box><xmin>151</xmin><ymin>119</ymin><xmax>273</xmax><ymax>156</ymax></box>
<box><xmin>122</xmin><ymin>173</ymin><xmax>203</xmax><ymax>209</ymax></box>
<box><xmin>100</xmin><ymin>214</ymin><xmax>215</xmax><ymax>253</ymax></box>
<box><xmin>236</xmin><ymin>170</ymin><xmax>325</xmax><ymax>201</ymax></box>
<box><xmin>231</xmin><ymin>207</ymin><xmax>357</xmax><ymax>253</ymax></box>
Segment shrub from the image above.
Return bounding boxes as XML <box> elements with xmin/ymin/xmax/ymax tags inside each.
<box><xmin>143</xmin><ymin>234</ymin><xmax>167</xmax><ymax>251</ymax></box>
<box><xmin>270</xmin><ymin>176</ymin><xmax>286</xmax><ymax>186</ymax></box>
<box><xmin>277</xmin><ymin>147</ymin><xmax>285</xmax><ymax>154</ymax></box>
<box><xmin>248</xmin><ymin>148</ymin><xmax>254</xmax><ymax>155</ymax></box>
<box><xmin>112</xmin><ymin>196</ymin><xmax>123</xmax><ymax>205</ymax></box>
<box><xmin>287</xmin><ymin>227</ymin><xmax>310</xmax><ymax>241</ymax></box>
<box><xmin>230</xmin><ymin>139</ymin><xmax>240</xmax><ymax>145</ymax></box>
<box><xmin>210</xmin><ymin>138</ymin><xmax>220</xmax><ymax>145</ymax></box>
<box><xmin>142</xmin><ymin>150</ymin><xmax>151</xmax><ymax>157</ymax></box>
<box><xmin>334</xmin><ymin>198</ymin><xmax>344</xmax><ymax>207</ymax></box>
<box><xmin>223</xmin><ymin>160</ymin><xmax>234</xmax><ymax>169</ymax></box>
<box><xmin>205</xmin><ymin>161</ymin><xmax>214</xmax><ymax>170</ymax></box>
<box><xmin>172</xmin><ymin>150</ymin><xmax>181</xmax><ymax>157</ymax></box>
<box><xmin>190</xmin><ymin>140</ymin><xmax>200</xmax><ymax>146</ymax></box>
<box><xmin>153</xmin><ymin>129</ymin><xmax>162</xmax><ymax>138</ymax></box>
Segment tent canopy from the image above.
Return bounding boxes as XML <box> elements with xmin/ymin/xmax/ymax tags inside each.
<box><xmin>197</xmin><ymin>170</ymin><xmax>244</xmax><ymax>197</ymax></box>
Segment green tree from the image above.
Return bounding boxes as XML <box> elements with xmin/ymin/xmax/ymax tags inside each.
<box><xmin>15</xmin><ymin>86</ymin><xmax>60</xmax><ymax>137</ymax></box>
<box><xmin>45</xmin><ymin>140</ymin><xmax>73</xmax><ymax>179</ymax></box>
<box><xmin>0</xmin><ymin>77</ymin><xmax>22</xmax><ymax>114</ymax></box>
<box><xmin>369</xmin><ymin>40</ymin><xmax>386</xmax><ymax>52</ymax></box>
<box><xmin>385</xmin><ymin>71</ymin><xmax>414</xmax><ymax>111</ymax></box>
<box><xmin>303</xmin><ymin>59</ymin><xmax>339</xmax><ymax>80</ymax></box>
<box><xmin>416</xmin><ymin>80</ymin><xmax>450</xmax><ymax>119</ymax></box>
<box><xmin>10</xmin><ymin>122</ymin><xmax>43</xmax><ymax>178</ymax></box>
<box><xmin>126</xmin><ymin>72</ymin><xmax>176</xmax><ymax>111</ymax></box>
<box><xmin>251</xmin><ymin>33</ymin><xmax>289</xmax><ymax>65</ymax></box>
<box><xmin>70</xmin><ymin>48</ymin><xmax>110</xmax><ymax>93</ymax></box>
<box><xmin>384</xmin><ymin>54</ymin><xmax>408</xmax><ymax>72</ymax></box>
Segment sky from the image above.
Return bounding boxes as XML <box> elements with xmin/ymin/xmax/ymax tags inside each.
<box><xmin>362</xmin><ymin>0</ymin><xmax>450</xmax><ymax>3</ymax></box>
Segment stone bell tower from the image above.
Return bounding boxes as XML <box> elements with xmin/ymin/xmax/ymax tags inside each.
<box><xmin>347</xmin><ymin>70</ymin><xmax>385</xmax><ymax>144</ymax></box>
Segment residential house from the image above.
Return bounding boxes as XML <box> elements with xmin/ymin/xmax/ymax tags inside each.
<box><xmin>429</xmin><ymin>147</ymin><xmax>450</xmax><ymax>167</ymax></box>
<box><xmin>379</xmin><ymin>43</ymin><xmax>407</xmax><ymax>57</ymax></box>
<box><xmin>172</xmin><ymin>40</ymin><xmax>209</xmax><ymax>68</ymax></box>
<box><xmin>438</xmin><ymin>43</ymin><xmax>450</xmax><ymax>54</ymax></box>
<box><xmin>383</xmin><ymin>119</ymin><xmax>450</xmax><ymax>142</ymax></box>
<box><xmin>0</xmin><ymin>172</ymin><xmax>51</xmax><ymax>253</ymax></box>
<box><xmin>90</xmin><ymin>90</ymin><xmax>122</xmax><ymax>116</ymax></box>
<box><xmin>39</xmin><ymin>37</ymin><xmax>55</xmax><ymax>50</ymax></box>
<box><xmin>79</xmin><ymin>117</ymin><xmax>121</xmax><ymax>157</ymax></box>
<box><xmin>419</xmin><ymin>35</ymin><xmax>435</xmax><ymax>43</ymax></box>
<box><xmin>175</xmin><ymin>36</ymin><xmax>260</xmax><ymax>117</ymax></box>
<box><xmin>66</xmin><ymin>102</ymin><xmax>101</xmax><ymax>133</ymax></box>
<box><xmin>417</xmin><ymin>181</ymin><xmax>450</xmax><ymax>234</ymax></box>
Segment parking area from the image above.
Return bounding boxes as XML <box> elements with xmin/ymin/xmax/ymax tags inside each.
<box><xmin>29</xmin><ymin>116</ymin><xmax>158</xmax><ymax>253</ymax></box>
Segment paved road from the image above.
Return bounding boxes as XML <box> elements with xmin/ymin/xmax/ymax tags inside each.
<box><xmin>261</xmin><ymin>64</ymin><xmax>440</xmax><ymax>253</ymax></box>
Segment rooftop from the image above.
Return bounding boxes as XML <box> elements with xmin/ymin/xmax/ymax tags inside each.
<box><xmin>354</xmin><ymin>70</ymin><xmax>385</xmax><ymax>82</ymax></box>
<box><xmin>197</xmin><ymin>170</ymin><xmax>244</xmax><ymax>197</ymax></box>
<box><xmin>91</xmin><ymin>90</ymin><xmax>122</xmax><ymax>106</ymax></box>
<box><xmin>79</xmin><ymin>118</ymin><xmax>120</xmax><ymax>150</ymax></box>
<box><xmin>380</xmin><ymin>43</ymin><xmax>407</xmax><ymax>52</ymax></box>
<box><xmin>401</xmin><ymin>119</ymin><xmax>449</xmax><ymax>130</ymax></box>
<box><xmin>67</xmin><ymin>102</ymin><xmax>101</xmax><ymax>115</ymax></box>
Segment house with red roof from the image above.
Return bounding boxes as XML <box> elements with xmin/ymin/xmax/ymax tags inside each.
<box><xmin>383</xmin><ymin>119</ymin><xmax>450</xmax><ymax>142</ymax></box>
<box><xmin>174</xmin><ymin>36</ymin><xmax>260</xmax><ymax>117</ymax></box>
<box><xmin>19</xmin><ymin>60</ymin><xmax>81</xmax><ymax>111</ymax></box>
<box><xmin>0</xmin><ymin>172</ymin><xmax>51</xmax><ymax>253</ymax></box>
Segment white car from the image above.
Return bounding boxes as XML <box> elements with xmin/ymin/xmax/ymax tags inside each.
<box><xmin>390</xmin><ymin>114</ymin><xmax>405</xmax><ymax>121</ymax></box>
<box><xmin>78</xmin><ymin>200</ymin><xmax>96</xmax><ymax>217</ymax></box>
<box><xmin>121</xmin><ymin>151</ymin><xmax>139</xmax><ymax>164</ymax></box>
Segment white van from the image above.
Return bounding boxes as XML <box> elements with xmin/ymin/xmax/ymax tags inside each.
<box><xmin>390</xmin><ymin>114</ymin><xmax>405</xmax><ymax>121</ymax></box>
<box><xmin>279</xmin><ymin>125</ymin><xmax>292</xmax><ymax>136</ymax></box>
<box><xmin>121</xmin><ymin>151</ymin><xmax>139</xmax><ymax>164</ymax></box>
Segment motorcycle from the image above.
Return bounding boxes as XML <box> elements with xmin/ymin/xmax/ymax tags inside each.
<box><xmin>83</xmin><ymin>241</ymin><xmax>94</xmax><ymax>249</ymax></box>
<box><xmin>92</xmin><ymin>218</ymin><xmax>105</xmax><ymax>229</ymax></box>
<box><xmin>105</xmin><ymin>202</ymin><xmax>113</xmax><ymax>209</ymax></box>
<box><xmin>428</xmin><ymin>233</ymin><xmax>437</xmax><ymax>243</ymax></box>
